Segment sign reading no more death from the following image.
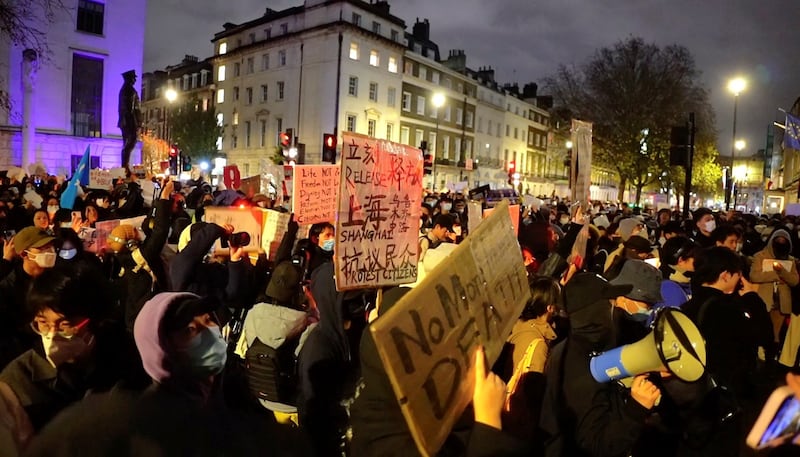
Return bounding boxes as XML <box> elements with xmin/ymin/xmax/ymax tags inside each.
<box><xmin>370</xmin><ymin>200</ymin><xmax>530</xmax><ymax>456</ymax></box>
<box><xmin>292</xmin><ymin>164</ymin><xmax>341</xmax><ymax>225</ymax></box>
<box><xmin>335</xmin><ymin>132</ymin><xmax>423</xmax><ymax>290</ymax></box>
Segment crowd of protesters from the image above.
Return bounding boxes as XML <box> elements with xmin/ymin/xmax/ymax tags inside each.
<box><xmin>1</xmin><ymin>168</ymin><xmax>800</xmax><ymax>456</ymax></box>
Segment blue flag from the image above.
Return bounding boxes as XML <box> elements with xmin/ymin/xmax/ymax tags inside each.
<box><xmin>785</xmin><ymin>113</ymin><xmax>800</xmax><ymax>150</ymax></box>
<box><xmin>60</xmin><ymin>145</ymin><xmax>91</xmax><ymax>210</ymax></box>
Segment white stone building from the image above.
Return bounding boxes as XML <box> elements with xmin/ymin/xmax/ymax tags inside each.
<box><xmin>0</xmin><ymin>0</ymin><xmax>146</xmax><ymax>175</ymax></box>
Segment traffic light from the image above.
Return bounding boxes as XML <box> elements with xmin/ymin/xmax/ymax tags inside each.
<box><xmin>322</xmin><ymin>133</ymin><xmax>336</xmax><ymax>163</ymax></box>
<box><xmin>168</xmin><ymin>145</ymin><xmax>178</xmax><ymax>175</ymax></box>
<box><xmin>279</xmin><ymin>130</ymin><xmax>292</xmax><ymax>149</ymax></box>
<box><xmin>419</xmin><ymin>140</ymin><xmax>432</xmax><ymax>175</ymax></box>
<box><xmin>669</xmin><ymin>126</ymin><xmax>690</xmax><ymax>167</ymax></box>
<box><xmin>182</xmin><ymin>154</ymin><xmax>192</xmax><ymax>172</ymax></box>
<box><xmin>507</xmin><ymin>161</ymin><xmax>516</xmax><ymax>186</ymax></box>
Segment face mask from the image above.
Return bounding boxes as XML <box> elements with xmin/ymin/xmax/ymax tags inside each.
<box><xmin>184</xmin><ymin>326</ymin><xmax>227</xmax><ymax>376</ymax></box>
<box><xmin>658</xmin><ymin>237</ymin><xmax>667</xmax><ymax>246</ymax></box>
<box><xmin>41</xmin><ymin>328</ymin><xmax>95</xmax><ymax>368</ymax></box>
<box><xmin>773</xmin><ymin>241</ymin><xmax>791</xmax><ymax>259</ymax></box>
<box><xmin>27</xmin><ymin>250</ymin><xmax>56</xmax><ymax>268</ymax></box>
<box><xmin>441</xmin><ymin>203</ymin><xmax>452</xmax><ymax>211</ymax></box>
<box><xmin>455</xmin><ymin>208</ymin><xmax>464</xmax><ymax>214</ymax></box>
<box><xmin>59</xmin><ymin>248</ymin><xmax>77</xmax><ymax>260</ymax></box>
<box><xmin>559</xmin><ymin>217</ymin><xmax>570</xmax><ymax>225</ymax></box>
<box><xmin>787</xmin><ymin>223</ymin><xmax>795</xmax><ymax>231</ymax></box>
<box><xmin>47</xmin><ymin>205</ymin><xmax>58</xmax><ymax>215</ymax></box>
<box><xmin>703</xmin><ymin>220</ymin><xmax>716</xmax><ymax>233</ymax></box>
<box><xmin>321</xmin><ymin>239</ymin><xmax>335</xmax><ymax>252</ymax></box>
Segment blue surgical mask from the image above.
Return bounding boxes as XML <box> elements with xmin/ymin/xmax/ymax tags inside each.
<box><xmin>321</xmin><ymin>239</ymin><xmax>335</xmax><ymax>252</ymax></box>
<box><xmin>184</xmin><ymin>326</ymin><xmax>227</xmax><ymax>376</ymax></box>
<box><xmin>58</xmin><ymin>248</ymin><xmax>78</xmax><ymax>260</ymax></box>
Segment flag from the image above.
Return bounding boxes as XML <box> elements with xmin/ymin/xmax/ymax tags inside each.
<box><xmin>785</xmin><ymin>113</ymin><xmax>800</xmax><ymax>150</ymax></box>
<box><xmin>60</xmin><ymin>145</ymin><xmax>90</xmax><ymax>210</ymax></box>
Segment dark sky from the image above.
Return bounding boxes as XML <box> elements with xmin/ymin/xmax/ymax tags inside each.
<box><xmin>145</xmin><ymin>0</ymin><xmax>800</xmax><ymax>157</ymax></box>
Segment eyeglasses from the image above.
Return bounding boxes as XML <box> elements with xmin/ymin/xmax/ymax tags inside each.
<box><xmin>30</xmin><ymin>317</ymin><xmax>90</xmax><ymax>338</ymax></box>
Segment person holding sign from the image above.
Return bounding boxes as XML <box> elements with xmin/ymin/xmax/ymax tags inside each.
<box><xmin>350</xmin><ymin>287</ymin><xmax>526</xmax><ymax>457</ymax></box>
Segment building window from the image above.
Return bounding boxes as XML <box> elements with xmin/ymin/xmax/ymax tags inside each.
<box><xmin>245</xmin><ymin>121</ymin><xmax>251</xmax><ymax>147</ymax></box>
<box><xmin>391</xmin><ymin>30</ymin><xmax>399</xmax><ymax>42</ymax></box>
<box><xmin>233</xmin><ymin>111</ymin><xmax>239</xmax><ymax>125</ymax></box>
<box><xmin>246</xmin><ymin>87</ymin><xmax>253</xmax><ymax>104</ymax></box>
<box><xmin>234</xmin><ymin>62</ymin><xmax>240</xmax><ymax>77</ymax></box>
<box><xmin>443</xmin><ymin>106</ymin><xmax>451</xmax><ymax>122</ymax></box>
<box><xmin>216</xmin><ymin>89</ymin><xmax>225</xmax><ymax>104</ymax></box>
<box><xmin>442</xmin><ymin>136</ymin><xmax>450</xmax><ymax>159</ymax></box>
<box><xmin>264</xmin><ymin>28</ymin><xmax>271</xmax><ymax>40</ymax></box>
<box><xmin>261</xmin><ymin>53</ymin><xmax>269</xmax><ymax>71</ymax></box>
<box><xmin>388</xmin><ymin>56</ymin><xmax>398</xmax><ymax>73</ymax></box>
<box><xmin>249</xmin><ymin>33</ymin><xmax>256</xmax><ymax>44</ymax></box>
<box><xmin>466</xmin><ymin>111</ymin><xmax>473</xmax><ymax>128</ymax></box>
<box><xmin>202</xmin><ymin>98</ymin><xmax>209</xmax><ymax>111</ymax></box>
<box><xmin>416</xmin><ymin>96</ymin><xmax>425</xmax><ymax>115</ymax></box>
<box><xmin>369</xmin><ymin>82</ymin><xmax>378</xmax><ymax>102</ymax></box>
<box><xmin>415</xmin><ymin>129</ymin><xmax>424</xmax><ymax>148</ymax></box>
<box><xmin>70</xmin><ymin>54</ymin><xmax>103</xmax><ymax>137</ymax></box>
<box><xmin>454</xmin><ymin>138</ymin><xmax>462</xmax><ymax>162</ymax></box>
<box><xmin>182</xmin><ymin>75</ymin><xmax>189</xmax><ymax>91</ymax></box>
<box><xmin>369</xmin><ymin>50</ymin><xmax>379</xmax><ymax>67</ymax></box>
<box><xmin>276</xmin><ymin>117</ymin><xmax>283</xmax><ymax>134</ymax></box>
<box><xmin>77</xmin><ymin>0</ymin><xmax>104</xmax><ymax>35</ymax></box>
<box><xmin>431</xmin><ymin>72</ymin><xmax>440</xmax><ymax>84</ymax></box>
<box><xmin>246</xmin><ymin>57</ymin><xmax>254</xmax><ymax>74</ymax></box>
<box><xmin>455</xmin><ymin>108</ymin><xmax>463</xmax><ymax>125</ymax></box>
<box><xmin>217</xmin><ymin>65</ymin><xmax>226</xmax><ymax>82</ymax></box>
<box><xmin>275</xmin><ymin>50</ymin><xmax>285</xmax><ymax>66</ymax></box>
<box><xmin>280</xmin><ymin>23</ymin><xmax>288</xmax><ymax>34</ymax></box>
<box><xmin>219</xmin><ymin>42</ymin><xmax>227</xmax><ymax>55</ymax></box>
<box><xmin>260</xmin><ymin>84</ymin><xmax>268</xmax><ymax>102</ymax></box>
<box><xmin>352</xmin><ymin>12</ymin><xmax>361</xmax><ymax>26</ymax></box>
<box><xmin>404</xmin><ymin>60</ymin><xmax>413</xmax><ymax>75</ymax></box>
<box><xmin>372</xmin><ymin>21</ymin><xmax>381</xmax><ymax>34</ymax></box>
<box><xmin>200</xmin><ymin>71</ymin><xmax>208</xmax><ymax>86</ymax></box>
<box><xmin>233</xmin><ymin>86</ymin><xmax>240</xmax><ymax>101</ymax></box>
<box><xmin>232</xmin><ymin>136</ymin><xmax>238</xmax><ymax>148</ymax></box>
<box><xmin>277</xmin><ymin>81</ymin><xmax>285</xmax><ymax>100</ymax></box>
<box><xmin>386</xmin><ymin>123</ymin><xmax>393</xmax><ymax>140</ymax></box>
<box><xmin>346</xmin><ymin>114</ymin><xmax>357</xmax><ymax>132</ymax></box>
<box><xmin>514</xmin><ymin>127</ymin><xmax>518</xmax><ymax>139</ymax></box>
<box><xmin>506</xmin><ymin>125</ymin><xmax>510</xmax><ymax>137</ymax></box>
<box><xmin>400</xmin><ymin>126</ymin><xmax>410</xmax><ymax>145</ymax></box>
<box><xmin>429</xmin><ymin>132</ymin><xmax>437</xmax><ymax>154</ymax></box>
<box><xmin>348</xmin><ymin>76</ymin><xmax>358</xmax><ymax>96</ymax></box>
<box><xmin>419</xmin><ymin>66</ymin><xmax>427</xmax><ymax>81</ymax></box>
<box><xmin>191</xmin><ymin>73</ymin><xmax>198</xmax><ymax>89</ymax></box>
<box><xmin>368</xmin><ymin>119</ymin><xmax>377</xmax><ymax>137</ymax></box>
<box><xmin>260</xmin><ymin>120</ymin><xmax>267</xmax><ymax>147</ymax></box>
<box><xmin>401</xmin><ymin>92</ymin><xmax>411</xmax><ymax>111</ymax></box>
<box><xmin>387</xmin><ymin>87</ymin><xmax>396</xmax><ymax>107</ymax></box>
<box><xmin>349</xmin><ymin>42</ymin><xmax>359</xmax><ymax>60</ymax></box>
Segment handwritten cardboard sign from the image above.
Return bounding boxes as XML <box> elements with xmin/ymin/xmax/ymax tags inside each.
<box><xmin>89</xmin><ymin>169</ymin><xmax>113</xmax><ymax>189</ymax></box>
<box><xmin>261</xmin><ymin>209</ymin><xmax>290</xmax><ymax>260</ymax></box>
<box><xmin>483</xmin><ymin>204</ymin><xmax>520</xmax><ymax>235</ymax></box>
<box><xmin>292</xmin><ymin>165</ymin><xmax>341</xmax><ymax>225</ymax></box>
<box><xmin>370</xmin><ymin>200</ymin><xmax>530</xmax><ymax>456</ymax></box>
<box><xmin>87</xmin><ymin>215</ymin><xmax>147</xmax><ymax>253</ymax></box>
<box><xmin>336</xmin><ymin>132</ymin><xmax>423</xmax><ymax>290</ymax></box>
<box><xmin>203</xmin><ymin>206</ymin><xmax>264</xmax><ymax>254</ymax></box>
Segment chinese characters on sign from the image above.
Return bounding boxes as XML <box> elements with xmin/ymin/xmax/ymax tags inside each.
<box><xmin>336</xmin><ymin>132</ymin><xmax>423</xmax><ymax>290</ymax></box>
<box><xmin>292</xmin><ymin>165</ymin><xmax>341</xmax><ymax>225</ymax></box>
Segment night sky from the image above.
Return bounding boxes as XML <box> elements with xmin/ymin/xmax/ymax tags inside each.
<box><xmin>145</xmin><ymin>0</ymin><xmax>800</xmax><ymax>157</ymax></box>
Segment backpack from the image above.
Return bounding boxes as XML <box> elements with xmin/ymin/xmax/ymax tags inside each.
<box><xmin>245</xmin><ymin>336</ymin><xmax>300</xmax><ymax>406</ymax></box>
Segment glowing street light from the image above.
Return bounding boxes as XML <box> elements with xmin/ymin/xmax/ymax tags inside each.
<box><xmin>735</xmin><ymin>139</ymin><xmax>746</xmax><ymax>151</ymax></box>
<box><xmin>727</xmin><ymin>77</ymin><xmax>747</xmax><ymax>96</ymax></box>
<box><xmin>725</xmin><ymin>76</ymin><xmax>747</xmax><ymax>210</ymax></box>
<box><xmin>165</xmin><ymin>88</ymin><xmax>178</xmax><ymax>103</ymax></box>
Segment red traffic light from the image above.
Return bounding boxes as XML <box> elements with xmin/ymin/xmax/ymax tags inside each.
<box><xmin>279</xmin><ymin>132</ymin><xmax>291</xmax><ymax>148</ymax></box>
<box><xmin>169</xmin><ymin>146</ymin><xmax>177</xmax><ymax>157</ymax></box>
<box><xmin>324</xmin><ymin>133</ymin><xmax>336</xmax><ymax>149</ymax></box>
<box><xmin>507</xmin><ymin>161</ymin><xmax>515</xmax><ymax>172</ymax></box>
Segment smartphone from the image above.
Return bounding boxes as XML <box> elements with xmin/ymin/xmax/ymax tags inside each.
<box><xmin>747</xmin><ymin>386</ymin><xmax>800</xmax><ymax>449</ymax></box>
<box><xmin>2</xmin><ymin>229</ymin><xmax>14</xmax><ymax>241</ymax></box>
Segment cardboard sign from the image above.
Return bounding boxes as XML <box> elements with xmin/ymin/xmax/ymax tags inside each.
<box><xmin>336</xmin><ymin>132</ymin><xmax>423</xmax><ymax>290</ymax></box>
<box><xmin>88</xmin><ymin>215</ymin><xmax>147</xmax><ymax>253</ymax></box>
<box><xmin>203</xmin><ymin>206</ymin><xmax>264</xmax><ymax>254</ymax></box>
<box><xmin>370</xmin><ymin>200</ymin><xmax>530</xmax><ymax>456</ymax></box>
<box><xmin>239</xmin><ymin>176</ymin><xmax>261</xmax><ymax>198</ymax></box>
<box><xmin>483</xmin><ymin>204</ymin><xmax>520</xmax><ymax>235</ymax></box>
<box><xmin>89</xmin><ymin>169</ymin><xmax>113</xmax><ymax>189</ymax></box>
<box><xmin>292</xmin><ymin>165</ymin><xmax>341</xmax><ymax>225</ymax></box>
<box><xmin>571</xmin><ymin>120</ymin><xmax>593</xmax><ymax>204</ymax></box>
<box><xmin>261</xmin><ymin>209</ymin><xmax>290</xmax><ymax>260</ymax></box>
<box><xmin>467</xmin><ymin>201</ymin><xmax>483</xmax><ymax>236</ymax></box>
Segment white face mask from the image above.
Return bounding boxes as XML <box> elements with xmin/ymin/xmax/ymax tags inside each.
<box><xmin>703</xmin><ymin>220</ymin><xmax>716</xmax><ymax>233</ymax></box>
<box><xmin>658</xmin><ymin>237</ymin><xmax>667</xmax><ymax>246</ymax></box>
<box><xmin>560</xmin><ymin>217</ymin><xmax>570</xmax><ymax>225</ymax></box>
<box><xmin>47</xmin><ymin>205</ymin><xmax>58</xmax><ymax>215</ymax></box>
<box><xmin>441</xmin><ymin>203</ymin><xmax>452</xmax><ymax>211</ymax></box>
<box><xmin>27</xmin><ymin>250</ymin><xmax>57</xmax><ymax>268</ymax></box>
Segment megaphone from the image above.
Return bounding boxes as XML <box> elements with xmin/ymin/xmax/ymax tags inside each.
<box><xmin>590</xmin><ymin>308</ymin><xmax>706</xmax><ymax>383</ymax></box>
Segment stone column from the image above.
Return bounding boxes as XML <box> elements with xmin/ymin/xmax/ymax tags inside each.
<box><xmin>21</xmin><ymin>49</ymin><xmax>39</xmax><ymax>168</ymax></box>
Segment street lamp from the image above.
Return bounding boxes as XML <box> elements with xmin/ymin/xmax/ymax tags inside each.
<box><xmin>726</xmin><ymin>77</ymin><xmax>746</xmax><ymax>210</ymax></box>
<box><xmin>431</xmin><ymin>92</ymin><xmax>446</xmax><ymax>192</ymax></box>
<box><xmin>735</xmin><ymin>139</ymin><xmax>746</xmax><ymax>151</ymax></box>
<box><xmin>732</xmin><ymin>140</ymin><xmax>746</xmax><ymax>210</ymax></box>
<box><xmin>164</xmin><ymin>87</ymin><xmax>179</xmax><ymax>172</ymax></box>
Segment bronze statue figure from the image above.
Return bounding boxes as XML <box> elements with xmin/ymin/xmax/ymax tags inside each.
<box><xmin>118</xmin><ymin>69</ymin><xmax>142</xmax><ymax>171</ymax></box>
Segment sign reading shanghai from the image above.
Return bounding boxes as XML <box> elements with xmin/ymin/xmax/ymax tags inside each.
<box><xmin>335</xmin><ymin>132</ymin><xmax>423</xmax><ymax>290</ymax></box>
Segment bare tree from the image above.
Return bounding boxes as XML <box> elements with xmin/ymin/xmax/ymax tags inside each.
<box><xmin>0</xmin><ymin>0</ymin><xmax>70</xmax><ymax>112</ymax></box>
<box><xmin>545</xmin><ymin>37</ymin><xmax>719</xmax><ymax>204</ymax></box>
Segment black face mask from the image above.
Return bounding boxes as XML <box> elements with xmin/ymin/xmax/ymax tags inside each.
<box><xmin>773</xmin><ymin>240</ymin><xmax>791</xmax><ymax>259</ymax></box>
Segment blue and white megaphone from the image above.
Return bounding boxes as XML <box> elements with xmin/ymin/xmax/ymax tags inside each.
<box><xmin>590</xmin><ymin>308</ymin><xmax>706</xmax><ymax>383</ymax></box>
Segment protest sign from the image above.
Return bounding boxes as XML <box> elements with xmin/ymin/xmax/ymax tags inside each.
<box><xmin>89</xmin><ymin>169</ymin><xmax>113</xmax><ymax>189</ymax></box>
<box><xmin>336</xmin><ymin>132</ymin><xmax>423</xmax><ymax>290</ymax></box>
<box><xmin>571</xmin><ymin>120</ymin><xmax>593</xmax><ymax>204</ymax></box>
<box><xmin>223</xmin><ymin>165</ymin><xmax>242</xmax><ymax>190</ymax></box>
<box><xmin>483</xmin><ymin>204</ymin><xmax>520</xmax><ymax>235</ymax></box>
<box><xmin>292</xmin><ymin>165</ymin><xmax>340</xmax><ymax>225</ymax></box>
<box><xmin>88</xmin><ymin>215</ymin><xmax>147</xmax><ymax>253</ymax></box>
<box><xmin>203</xmin><ymin>206</ymin><xmax>264</xmax><ymax>254</ymax></box>
<box><xmin>261</xmin><ymin>209</ymin><xmax>290</xmax><ymax>259</ymax></box>
<box><xmin>240</xmin><ymin>175</ymin><xmax>261</xmax><ymax>198</ymax></box>
<box><xmin>370</xmin><ymin>200</ymin><xmax>530</xmax><ymax>456</ymax></box>
<box><xmin>466</xmin><ymin>201</ymin><xmax>483</xmax><ymax>236</ymax></box>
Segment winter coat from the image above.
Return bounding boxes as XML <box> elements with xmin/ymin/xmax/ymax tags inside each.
<box><xmin>507</xmin><ymin>319</ymin><xmax>557</xmax><ymax>375</ymax></box>
<box><xmin>750</xmin><ymin>229</ymin><xmax>800</xmax><ymax>314</ymax></box>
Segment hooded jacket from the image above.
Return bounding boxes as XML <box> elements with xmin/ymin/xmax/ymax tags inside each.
<box><xmin>750</xmin><ymin>229</ymin><xmax>799</xmax><ymax>314</ymax></box>
<box><xmin>296</xmin><ymin>262</ymin><xmax>350</xmax><ymax>456</ymax></box>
